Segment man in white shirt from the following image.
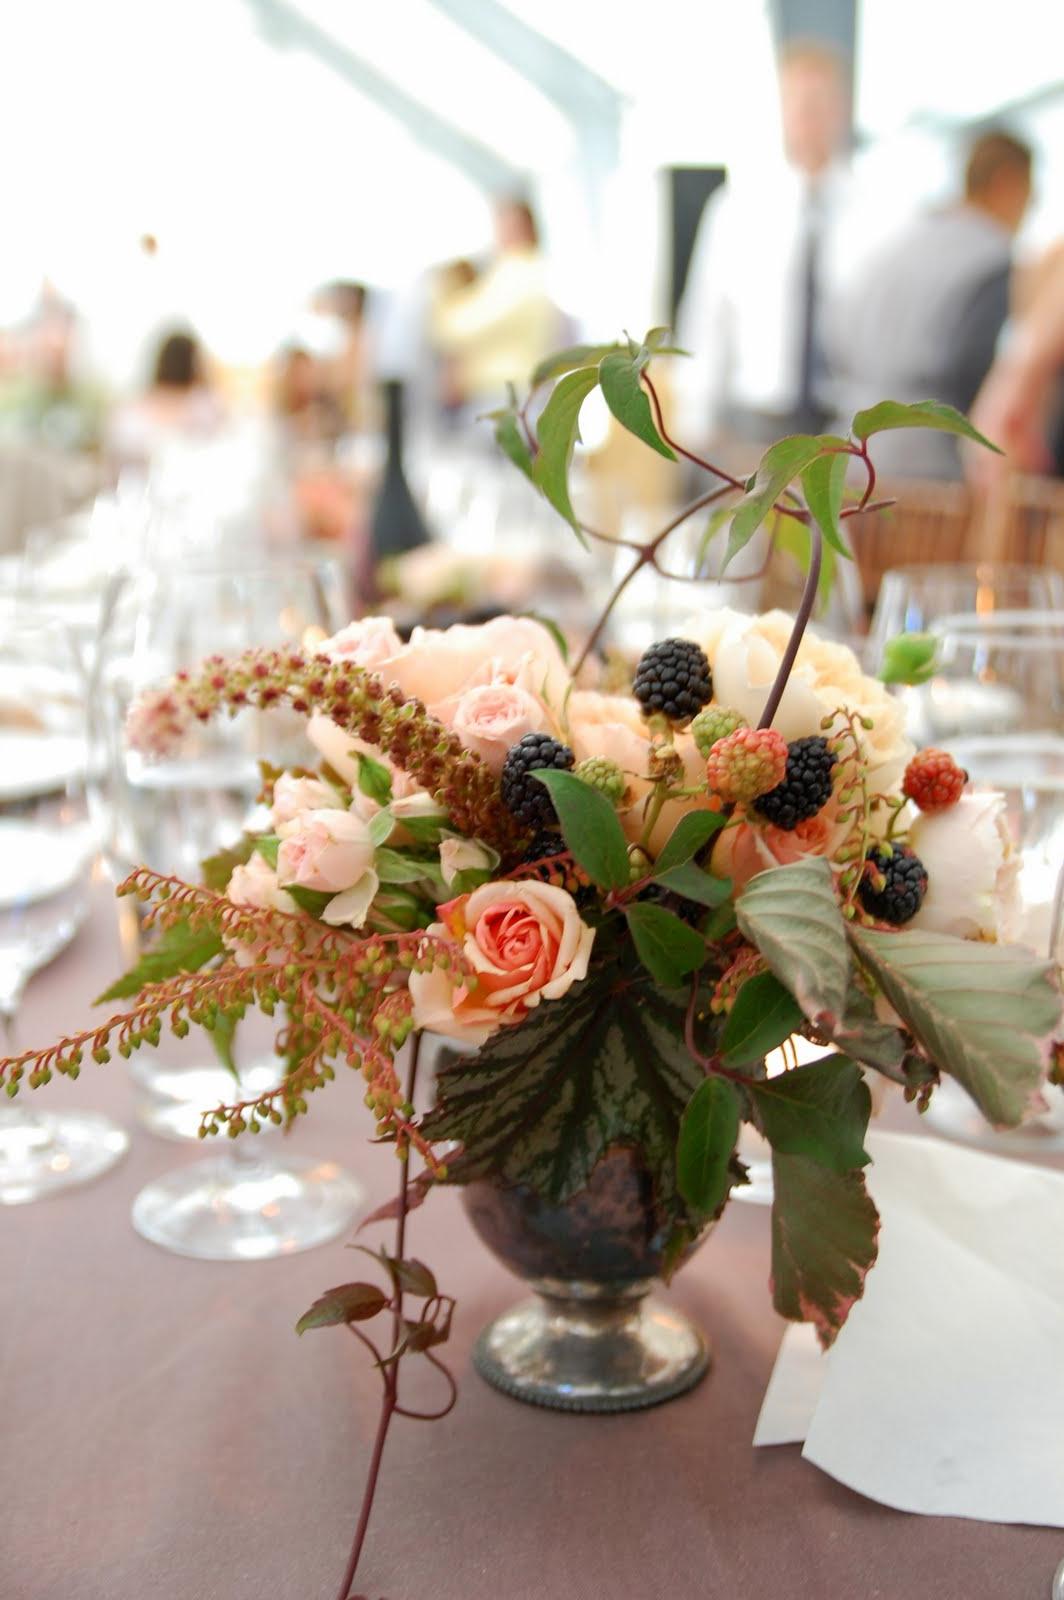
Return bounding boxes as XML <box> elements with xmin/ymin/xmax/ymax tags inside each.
<box><xmin>676</xmin><ymin>41</ymin><xmax>853</xmax><ymax>452</ymax></box>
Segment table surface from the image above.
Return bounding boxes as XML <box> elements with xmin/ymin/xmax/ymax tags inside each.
<box><xmin>3</xmin><ymin>889</ymin><xmax>1063</xmax><ymax>1600</ymax></box>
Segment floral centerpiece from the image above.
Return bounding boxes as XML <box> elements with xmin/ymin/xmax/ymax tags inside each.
<box><xmin>6</xmin><ymin>331</ymin><xmax>1061</xmax><ymax>1599</ymax></box>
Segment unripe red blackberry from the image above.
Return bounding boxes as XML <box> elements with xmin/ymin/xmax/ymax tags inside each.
<box><xmin>902</xmin><ymin>748</ymin><xmax>967</xmax><ymax>811</ymax></box>
<box><xmin>705</xmin><ymin>727</ymin><xmax>788</xmax><ymax>804</ymax></box>
<box><xmin>633</xmin><ymin>638</ymin><xmax>713</xmax><ymax>722</ymax></box>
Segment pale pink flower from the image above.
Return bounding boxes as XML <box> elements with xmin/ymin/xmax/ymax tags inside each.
<box><xmin>276</xmin><ymin>808</ymin><xmax>376</xmax><ymax>894</ymax></box>
<box><xmin>316</xmin><ymin>616</ymin><xmax>403</xmax><ymax>671</ymax></box>
<box><xmin>269</xmin><ymin>773</ymin><xmax>344</xmax><ymax>828</ymax></box>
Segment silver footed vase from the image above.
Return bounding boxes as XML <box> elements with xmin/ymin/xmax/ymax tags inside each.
<box><xmin>462</xmin><ymin>1146</ymin><xmax>712</xmax><ymax>1413</ymax></box>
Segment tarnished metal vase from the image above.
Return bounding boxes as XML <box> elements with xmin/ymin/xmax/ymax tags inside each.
<box><xmin>462</xmin><ymin>1146</ymin><xmax>711</xmax><ymax>1413</ymax></box>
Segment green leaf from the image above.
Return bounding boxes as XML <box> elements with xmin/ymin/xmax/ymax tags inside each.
<box><xmin>625</xmin><ymin>902</ymin><xmax>707</xmax><ymax>987</ymax></box>
<box><xmin>722</xmin><ymin>435</ymin><xmax>827</xmax><ymax>571</ymax></box>
<box><xmin>201</xmin><ymin>836</ymin><xmax>254</xmax><ymax>892</ymax></box>
<box><xmin>677</xmin><ymin>1077</ymin><xmax>741</xmax><ymax>1217</ymax></box>
<box><xmin>374</xmin><ymin>847</ymin><xmax>442</xmax><ymax>887</ymax></box>
<box><xmin>286</xmin><ymin>884</ymin><xmax>334</xmax><ymax>918</ymax></box>
<box><xmin>421</xmin><ymin>960</ymin><xmax>708</xmax><ymax>1217</ymax></box>
<box><xmin>207</xmin><ymin>1009</ymin><xmax>239</xmax><ymax>1079</ymax></box>
<box><xmin>642</xmin><ymin>325</ymin><xmax>688</xmax><ymax>356</ymax></box>
<box><xmin>849</xmin><ymin>927</ymin><xmax>1061</xmax><ymax>1127</ymax></box>
<box><xmin>253</xmin><ymin>834</ymin><xmax>280</xmax><ymax>869</ymax></box>
<box><xmin>393</xmin><ymin>1257</ymin><xmax>437</xmax><ymax>1298</ymax></box>
<box><xmin>694</xmin><ymin>503</ymin><xmax>737</xmax><ymax>576</ymax></box>
<box><xmin>532</xmin><ymin>768</ymin><xmax>630</xmax><ymax>890</ymax></box>
<box><xmin>721</xmin><ymin>971</ymin><xmax>803</xmax><ymax>1067</ymax></box>
<box><xmin>96</xmin><ymin>917</ymin><xmax>225</xmax><ymax>1003</ymax></box>
<box><xmin>771</xmin><ymin>1152</ymin><xmax>880</xmax><ymax>1348</ymax></box>
<box><xmin>879</xmin><ymin>631</ymin><xmax>940</xmax><ymax>686</ymax></box>
<box><xmin>799</xmin><ymin>449</ymin><xmax>851</xmax><ymax>558</ymax></box>
<box><xmin>295</xmin><ymin>1282</ymin><xmax>388</xmax><ymax>1335</ymax></box>
<box><xmin>494</xmin><ymin>411</ymin><xmax>535</xmax><ymax>482</ymax></box>
<box><xmin>850</xmin><ymin>398</ymin><xmax>1001</xmax><ymax>453</ymax></box>
<box><xmin>395</xmin><ymin>810</ymin><xmax>450</xmax><ymax>846</ymax></box>
<box><xmin>532</xmin><ymin>365</ymin><xmax>600</xmax><ymax>539</ymax></box>
<box><xmin>752</xmin><ymin>1055</ymin><xmax>870</xmax><ymax>1172</ymax></box>
<box><xmin>530</xmin><ymin>342</ymin><xmax>619</xmax><ymax>388</ymax></box>
<box><xmin>518</xmin><ymin>610</ymin><xmax>569</xmax><ymax>663</ymax></box>
<box><xmin>735</xmin><ymin>859</ymin><xmax>851</xmax><ymax>1028</ymax></box>
<box><xmin>702</xmin><ymin>901</ymin><xmax>737</xmax><ymax>942</ymax></box>
<box><xmin>652</xmin><ymin>810</ymin><xmax>726</xmax><ymax>874</ymax></box>
<box><xmin>598</xmin><ymin>349</ymin><xmax>676</xmax><ymax>461</ymax></box>
<box><xmin>653</xmin><ymin>862</ymin><xmax>732</xmax><ymax>909</ymax></box>
<box><xmin>829</xmin><ymin>986</ymin><xmax>908</xmax><ymax>1078</ymax></box>
<box><xmin>368</xmin><ymin>886</ymin><xmax>434</xmax><ymax>932</ymax></box>
<box><xmin>368</xmin><ymin>808</ymin><xmax>396</xmax><ymax>847</ymax></box>
<box><xmin>355</xmin><ymin>752</ymin><xmax>393</xmax><ymax>807</ymax></box>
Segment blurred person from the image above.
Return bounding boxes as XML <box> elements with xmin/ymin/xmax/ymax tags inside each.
<box><xmin>828</xmin><ymin>130</ymin><xmax>1033</xmax><ymax>479</ymax></box>
<box><xmin>0</xmin><ymin>284</ymin><xmax>106</xmax><ymax>453</ymax></box>
<box><xmin>106</xmin><ymin>328</ymin><xmax>223</xmax><ymax>471</ymax></box>
<box><xmin>313</xmin><ymin>280</ymin><xmax>372</xmax><ymax>429</ymax></box>
<box><xmin>969</xmin><ymin>239</ymin><xmax>1064</xmax><ymax>485</ymax></box>
<box><xmin>676</xmin><ymin>40</ymin><xmax>854</xmax><ymax>452</ymax></box>
<box><xmin>429</xmin><ymin>199</ymin><xmax>561</xmax><ymax>408</ymax></box>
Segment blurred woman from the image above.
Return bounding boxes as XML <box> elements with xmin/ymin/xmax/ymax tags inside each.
<box><xmin>106</xmin><ymin>328</ymin><xmax>223</xmax><ymax>471</ymax></box>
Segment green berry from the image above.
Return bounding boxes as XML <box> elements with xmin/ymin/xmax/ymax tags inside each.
<box><xmin>691</xmin><ymin>705</ymin><xmax>747</xmax><ymax>757</ymax></box>
<box><xmin>574</xmin><ymin>755</ymin><xmax>626</xmax><ymax>807</ymax></box>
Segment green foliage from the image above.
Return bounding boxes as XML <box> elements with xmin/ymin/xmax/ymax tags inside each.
<box><xmin>850</xmin><ymin>927</ymin><xmax>1061</xmax><ymax>1127</ymax></box>
<box><xmin>253</xmin><ymin>834</ymin><xmax>280</xmax><ymax>869</ymax></box>
<box><xmin>677</xmin><ymin>1077</ymin><xmax>741</xmax><ymax>1218</ymax></box>
<box><xmin>530</xmin><ymin>342</ymin><xmax>619</xmax><ymax>387</ymax></box>
<box><xmin>207</xmin><ymin>1008</ymin><xmax>239</xmax><ymax>1079</ymax></box>
<box><xmin>799</xmin><ymin>448</ymin><xmax>851</xmax><ymax>557</ymax></box>
<box><xmin>752</xmin><ymin>1055</ymin><xmax>870</xmax><ymax>1172</ymax></box>
<box><xmin>493</xmin><ymin>411</ymin><xmax>535</xmax><ymax>482</ymax></box>
<box><xmin>771</xmin><ymin>510</ymin><xmax>837</xmax><ymax>610</ymax></box>
<box><xmin>851</xmin><ymin>398</ymin><xmax>1001</xmax><ymax>453</ymax></box>
<box><xmin>625</xmin><ymin>901</ymin><xmax>708</xmax><ymax>986</ymax></box>
<box><xmin>652</xmin><ymin>862</ymin><xmax>732</xmax><ymax>910</ymax></box>
<box><xmin>349</xmin><ymin>1244</ymin><xmax>438</xmax><ymax>1299</ymax></box>
<box><xmin>651</xmin><ymin>810</ymin><xmax>726</xmax><ymax>874</ymax></box>
<box><xmin>879</xmin><ymin>631</ymin><xmax>940</xmax><ymax>686</ymax></box>
<box><xmin>295</xmin><ymin>1283</ymin><xmax>388</xmax><ymax>1334</ymax></box>
<box><xmin>532</xmin><ymin>365</ymin><xmax>600</xmax><ymax>538</ymax></box>
<box><xmin>374</xmin><ymin>847</ymin><xmax>443</xmax><ymax>889</ymax></box>
<box><xmin>518</xmin><ymin>611</ymin><xmax>570</xmax><ymax>662</ymax></box>
<box><xmin>356</xmin><ymin>752</ymin><xmax>393</xmax><ymax>807</ymax></box>
<box><xmin>533</xmin><ymin>768</ymin><xmax>631</xmax><ymax>890</ymax></box>
<box><xmin>421</xmin><ymin>961</ymin><xmax>708</xmax><ymax>1217</ymax></box>
<box><xmin>286</xmin><ymin>884</ymin><xmax>335</xmax><ymax>919</ymax></box>
<box><xmin>770</xmin><ymin>1152</ymin><xmax>880</xmax><ymax>1348</ymax></box>
<box><xmin>735</xmin><ymin>859</ymin><xmax>851</xmax><ymax>1028</ymax></box>
<box><xmin>722</xmin><ymin>435</ymin><xmax>827</xmax><ymax>570</ymax></box>
<box><xmin>721</xmin><ymin>972</ymin><xmax>803</xmax><ymax>1067</ymax></box>
<box><xmin>96</xmin><ymin>917</ymin><xmax>225</xmax><ymax>1003</ymax></box>
<box><xmin>201</xmin><ymin>837</ymin><xmax>254</xmax><ymax>892</ymax></box>
<box><xmin>599</xmin><ymin>348</ymin><xmax>676</xmax><ymax>461</ymax></box>
<box><xmin>829</xmin><ymin>986</ymin><xmax>908</xmax><ymax>1078</ymax></box>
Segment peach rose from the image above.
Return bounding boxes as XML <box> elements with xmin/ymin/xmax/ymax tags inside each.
<box><xmin>409</xmin><ymin>880</ymin><xmax>595</xmax><ymax>1045</ymax></box>
<box><xmin>317</xmin><ymin>616</ymin><xmax>403</xmax><ymax>671</ymax></box>
<box><xmin>269</xmin><ymin>773</ymin><xmax>344</xmax><ymax>828</ymax></box>
<box><xmin>713</xmin><ymin>806</ymin><xmax>848</xmax><ymax>892</ymax></box>
<box><xmin>447</xmin><ymin>682</ymin><xmax>552</xmax><ymax>773</ymax></box>
<box><xmin>277</xmin><ymin>808</ymin><xmax>375</xmax><ymax>894</ymax></box>
<box><xmin>386</xmin><ymin>615</ymin><xmax>571</xmax><ymax>712</ymax></box>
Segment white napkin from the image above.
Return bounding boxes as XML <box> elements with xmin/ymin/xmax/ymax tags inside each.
<box><xmin>753</xmin><ymin>1129</ymin><xmax>1064</xmax><ymax>1526</ymax></box>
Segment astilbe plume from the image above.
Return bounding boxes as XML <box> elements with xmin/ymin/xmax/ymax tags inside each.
<box><xmin>127</xmin><ymin>647</ymin><xmax>530</xmax><ymax>859</ymax></box>
<box><xmin>0</xmin><ymin>868</ymin><xmax>466</xmax><ymax>1171</ymax></box>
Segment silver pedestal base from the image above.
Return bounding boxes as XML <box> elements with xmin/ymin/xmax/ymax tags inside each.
<box><xmin>473</xmin><ymin>1281</ymin><xmax>710</xmax><ymax>1413</ymax></box>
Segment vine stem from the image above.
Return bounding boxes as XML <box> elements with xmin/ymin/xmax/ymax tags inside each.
<box><xmin>756</xmin><ymin>519</ymin><xmax>823</xmax><ymax>731</ymax></box>
<box><xmin>334</xmin><ymin>1033</ymin><xmax>423</xmax><ymax>1600</ymax></box>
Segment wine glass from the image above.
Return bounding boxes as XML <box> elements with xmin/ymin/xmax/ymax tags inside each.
<box><xmin>0</xmin><ymin>610</ymin><xmax>129</xmax><ymax>1204</ymax></box>
<box><xmin>907</xmin><ymin>610</ymin><xmax>1064</xmax><ymax>747</ymax></box>
<box><xmin>867</xmin><ymin>562</ymin><xmax>1064</xmax><ymax>673</ymax></box>
<box><xmin>94</xmin><ymin>555</ymin><xmax>365</xmax><ymax>1258</ymax></box>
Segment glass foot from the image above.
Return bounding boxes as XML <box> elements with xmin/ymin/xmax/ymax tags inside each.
<box><xmin>923</xmin><ymin>1077</ymin><xmax>1064</xmax><ymax>1155</ymax></box>
<box><xmin>473</xmin><ymin>1283</ymin><xmax>710</xmax><ymax>1412</ymax></box>
<box><xmin>0</xmin><ymin>1110</ymin><xmax>130</xmax><ymax>1205</ymax></box>
<box><xmin>131</xmin><ymin>1151</ymin><xmax>365</xmax><ymax>1261</ymax></box>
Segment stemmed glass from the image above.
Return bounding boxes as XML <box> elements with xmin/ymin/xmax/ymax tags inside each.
<box><xmin>866</xmin><ymin>562</ymin><xmax>1064</xmax><ymax>671</ymax></box>
<box><xmin>0</xmin><ymin>611</ymin><xmax>129</xmax><ymax>1204</ymax></box>
<box><xmin>94</xmin><ymin>556</ymin><xmax>365</xmax><ymax>1258</ymax></box>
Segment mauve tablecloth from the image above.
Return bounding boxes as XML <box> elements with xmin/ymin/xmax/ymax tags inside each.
<box><xmin>2</xmin><ymin>891</ymin><xmax>1062</xmax><ymax>1600</ymax></box>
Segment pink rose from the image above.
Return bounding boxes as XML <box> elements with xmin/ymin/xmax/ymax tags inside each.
<box><xmin>409</xmin><ymin>880</ymin><xmax>595</xmax><ymax>1045</ymax></box>
<box><xmin>277</xmin><ymin>808</ymin><xmax>375</xmax><ymax>893</ymax></box>
<box><xmin>225</xmin><ymin>851</ymin><xmax>298</xmax><ymax>966</ymax></box>
<box><xmin>317</xmin><ymin>616</ymin><xmax>403</xmax><ymax>671</ymax></box>
<box><xmin>713</xmin><ymin>803</ymin><xmax>847</xmax><ymax>892</ymax></box>
<box><xmin>270</xmin><ymin>773</ymin><xmax>344</xmax><ymax>828</ymax></box>
<box><xmin>448</xmin><ymin>682</ymin><xmax>551</xmax><ymax>773</ymax></box>
<box><xmin>386</xmin><ymin>615</ymin><xmax>571</xmax><ymax>710</ymax></box>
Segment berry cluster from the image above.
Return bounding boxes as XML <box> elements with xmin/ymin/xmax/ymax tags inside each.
<box><xmin>705</xmin><ymin>727</ymin><xmax>788</xmax><ymax>805</ymax></box>
<box><xmin>633</xmin><ymin>638</ymin><xmax>713</xmax><ymax>722</ymax></box>
<box><xmin>500</xmin><ymin>734</ymin><xmax>575</xmax><ymax>828</ymax></box>
<box><xmin>858</xmin><ymin>842</ymin><xmax>928</xmax><ymax>925</ymax></box>
<box><xmin>754</xmin><ymin>735</ymin><xmax>836</xmax><ymax>830</ymax></box>
<box><xmin>691</xmin><ymin>704</ymin><xmax>746</xmax><ymax>757</ymax></box>
<box><xmin>902</xmin><ymin>748</ymin><xmax>967</xmax><ymax>811</ymax></box>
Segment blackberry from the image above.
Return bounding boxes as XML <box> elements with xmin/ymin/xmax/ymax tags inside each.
<box><xmin>633</xmin><ymin>638</ymin><xmax>712</xmax><ymax>722</ymax></box>
<box><xmin>500</xmin><ymin>733</ymin><xmax>575</xmax><ymax>827</ymax></box>
<box><xmin>858</xmin><ymin>842</ymin><xmax>928</xmax><ymax>926</ymax></box>
<box><xmin>523</xmin><ymin>828</ymin><xmax>566</xmax><ymax>865</ymax></box>
<box><xmin>753</xmin><ymin>735</ymin><xmax>835</xmax><ymax>830</ymax></box>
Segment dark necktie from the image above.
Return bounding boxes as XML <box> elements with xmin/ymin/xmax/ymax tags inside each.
<box><xmin>796</xmin><ymin>187</ymin><xmax>825</xmax><ymax>433</ymax></box>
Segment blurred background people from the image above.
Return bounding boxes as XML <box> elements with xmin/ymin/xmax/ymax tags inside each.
<box><xmin>676</xmin><ymin>40</ymin><xmax>854</xmax><ymax>453</ymax></box>
<box><xmin>970</xmin><ymin>242</ymin><xmax>1064</xmax><ymax>485</ymax></box>
<box><xmin>428</xmin><ymin>198</ymin><xmax>562</xmax><ymax>415</ymax></box>
<box><xmin>828</xmin><ymin>130</ymin><xmax>1034</xmax><ymax>479</ymax></box>
<box><xmin>106</xmin><ymin>328</ymin><xmax>223</xmax><ymax>473</ymax></box>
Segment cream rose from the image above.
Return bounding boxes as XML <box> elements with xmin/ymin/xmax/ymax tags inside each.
<box><xmin>388</xmin><ymin>615</ymin><xmax>571</xmax><ymax>711</ymax></box>
<box><xmin>227</xmin><ymin>850</ymin><xmax>297</xmax><ymax>916</ymax></box>
<box><xmin>269</xmin><ymin>773</ymin><xmax>344</xmax><ymax>828</ymax></box>
<box><xmin>439</xmin><ymin>837</ymin><xmax>497</xmax><ymax>887</ymax></box>
<box><xmin>317</xmin><ymin>616</ymin><xmax>403</xmax><ymax>670</ymax></box>
<box><xmin>683</xmin><ymin>608</ymin><xmax>912</xmax><ymax>790</ymax></box>
<box><xmin>908</xmin><ymin>791</ymin><xmax>1021</xmax><ymax>942</ymax></box>
<box><xmin>409</xmin><ymin>881</ymin><xmax>595</xmax><ymax>1045</ymax></box>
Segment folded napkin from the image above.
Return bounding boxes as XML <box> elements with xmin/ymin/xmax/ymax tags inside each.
<box><xmin>754</xmin><ymin>1129</ymin><xmax>1064</xmax><ymax>1526</ymax></box>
